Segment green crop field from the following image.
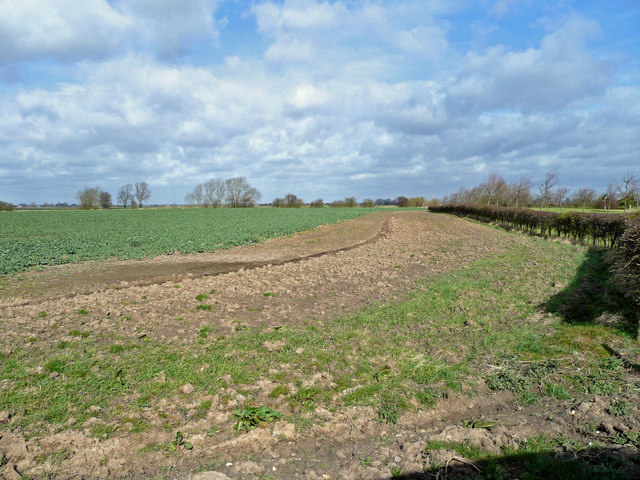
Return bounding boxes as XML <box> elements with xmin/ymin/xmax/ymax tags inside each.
<box><xmin>0</xmin><ymin>207</ymin><xmax>378</xmax><ymax>275</ymax></box>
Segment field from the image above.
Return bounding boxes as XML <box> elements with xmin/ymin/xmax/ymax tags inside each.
<box><xmin>1</xmin><ymin>210</ymin><xmax>639</xmax><ymax>479</ymax></box>
<box><xmin>0</xmin><ymin>207</ymin><xmax>377</xmax><ymax>275</ymax></box>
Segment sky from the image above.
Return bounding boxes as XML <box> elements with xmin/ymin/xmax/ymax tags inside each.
<box><xmin>1</xmin><ymin>0</ymin><xmax>639</xmax><ymax>205</ymax></box>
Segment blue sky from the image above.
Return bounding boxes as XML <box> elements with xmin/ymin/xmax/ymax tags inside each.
<box><xmin>1</xmin><ymin>0</ymin><xmax>639</xmax><ymax>204</ymax></box>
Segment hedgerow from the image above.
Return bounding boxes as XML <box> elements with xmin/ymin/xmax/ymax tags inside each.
<box><xmin>616</xmin><ymin>217</ymin><xmax>640</xmax><ymax>305</ymax></box>
<box><xmin>429</xmin><ymin>203</ymin><xmax>640</xmax><ymax>306</ymax></box>
<box><xmin>428</xmin><ymin>204</ymin><xmax>629</xmax><ymax>247</ymax></box>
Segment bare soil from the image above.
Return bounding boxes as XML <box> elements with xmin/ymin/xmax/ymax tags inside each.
<box><xmin>1</xmin><ymin>211</ymin><xmax>638</xmax><ymax>479</ymax></box>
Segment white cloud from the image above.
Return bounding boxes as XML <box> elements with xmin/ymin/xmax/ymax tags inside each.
<box><xmin>446</xmin><ymin>16</ymin><xmax>610</xmax><ymax>113</ymax></box>
<box><xmin>0</xmin><ymin>0</ymin><xmax>221</xmax><ymax>64</ymax></box>
<box><xmin>0</xmin><ymin>0</ymin><xmax>130</xmax><ymax>62</ymax></box>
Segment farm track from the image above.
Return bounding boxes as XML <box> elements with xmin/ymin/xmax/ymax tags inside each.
<box><xmin>2</xmin><ymin>211</ymin><xmax>638</xmax><ymax>479</ymax></box>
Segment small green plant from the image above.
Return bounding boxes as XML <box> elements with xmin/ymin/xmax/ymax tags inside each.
<box><xmin>612</xmin><ymin>431</ymin><xmax>640</xmax><ymax>448</ymax></box>
<box><xmin>263</xmin><ymin>292</ymin><xmax>276</xmax><ymax>297</ymax></box>
<box><xmin>195</xmin><ymin>294</ymin><xmax>209</xmax><ymax>302</ymax></box>
<box><xmin>199</xmin><ymin>326</ymin><xmax>211</xmax><ymax>339</ymax></box>
<box><xmin>37</xmin><ymin>311</ymin><xmax>47</xmax><ymax>318</ymax></box>
<box><xmin>577</xmin><ymin>421</ymin><xmax>598</xmax><ymax>437</ymax></box>
<box><xmin>461</xmin><ymin>417</ymin><xmax>494</xmax><ymax>430</ymax></box>
<box><xmin>608</xmin><ymin>399</ymin><xmax>631</xmax><ymax>417</ymax></box>
<box><xmin>168</xmin><ymin>431</ymin><xmax>193</xmax><ymax>454</ymax></box>
<box><xmin>209</xmin><ymin>288</ymin><xmax>216</xmax><ymax>294</ymax></box>
<box><xmin>109</xmin><ymin>344</ymin><xmax>124</xmax><ymax>354</ymax></box>
<box><xmin>56</xmin><ymin>341</ymin><xmax>70</xmax><ymax>349</ymax></box>
<box><xmin>44</xmin><ymin>358</ymin><xmax>65</xmax><ymax>374</ymax></box>
<box><xmin>377</xmin><ymin>400</ymin><xmax>399</xmax><ymax>424</ymax></box>
<box><xmin>268</xmin><ymin>385</ymin><xmax>290</xmax><ymax>398</ymax></box>
<box><xmin>68</xmin><ymin>330</ymin><xmax>90</xmax><ymax>338</ymax></box>
<box><xmin>389</xmin><ymin>464</ymin><xmax>404</xmax><ymax>477</ymax></box>
<box><xmin>76</xmin><ymin>308</ymin><xmax>88</xmax><ymax>315</ymax></box>
<box><xmin>360</xmin><ymin>456</ymin><xmax>371</xmax><ymax>466</ymax></box>
<box><xmin>196</xmin><ymin>304</ymin><xmax>212</xmax><ymax>311</ymax></box>
<box><xmin>233</xmin><ymin>406</ymin><xmax>282</xmax><ymax>432</ymax></box>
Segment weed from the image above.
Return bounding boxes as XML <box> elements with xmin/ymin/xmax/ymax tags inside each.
<box><xmin>76</xmin><ymin>308</ymin><xmax>88</xmax><ymax>315</ymax></box>
<box><xmin>90</xmin><ymin>424</ymin><xmax>119</xmax><ymax>439</ymax></box>
<box><xmin>577</xmin><ymin>421</ymin><xmax>598</xmax><ymax>437</ymax></box>
<box><xmin>209</xmin><ymin>289</ymin><xmax>216</xmax><ymax>294</ymax></box>
<box><xmin>44</xmin><ymin>358</ymin><xmax>65</xmax><ymax>373</ymax></box>
<box><xmin>56</xmin><ymin>341</ymin><xmax>71</xmax><ymax>349</ymax></box>
<box><xmin>193</xmin><ymin>400</ymin><xmax>212</xmax><ymax>420</ymax></box>
<box><xmin>199</xmin><ymin>326</ymin><xmax>211</xmax><ymax>339</ymax></box>
<box><xmin>389</xmin><ymin>464</ymin><xmax>404</xmax><ymax>477</ymax></box>
<box><xmin>169</xmin><ymin>431</ymin><xmax>193</xmax><ymax>452</ymax></box>
<box><xmin>289</xmin><ymin>387</ymin><xmax>321</xmax><ymax>411</ymax></box>
<box><xmin>68</xmin><ymin>330</ymin><xmax>90</xmax><ymax>338</ymax></box>
<box><xmin>37</xmin><ymin>311</ymin><xmax>47</xmax><ymax>318</ymax></box>
<box><xmin>268</xmin><ymin>385</ymin><xmax>290</xmax><ymax>398</ymax></box>
<box><xmin>461</xmin><ymin>417</ymin><xmax>494</xmax><ymax>430</ymax></box>
<box><xmin>233</xmin><ymin>406</ymin><xmax>282</xmax><ymax>432</ymax></box>
<box><xmin>377</xmin><ymin>399</ymin><xmax>399</xmax><ymax>424</ymax></box>
<box><xmin>195</xmin><ymin>294</ymin><xmax>209</xmax><ymax>302</ymax></box>
<box><xmin>263</xmin><ymin>292</ymin><xmax>276</xmax><ymax>297</ymax></box>
<box><xmin>360</xmin><ymin>456</ymin><xmax>371</xmax><ymax>466</ymax></box>
<box><xmin>608</xmin><ymin>399</ymin><xmax>631</xmax><ymax>417</ymax></box>
<box><xmin>109</xmin><ymin>344</ymin><xmax>124</xmax><ymax>354</ymax></box>
<box><xmin>196</xmin><ymin>304</ymin><xmax>212</xmax><ymax>311</ymax></box>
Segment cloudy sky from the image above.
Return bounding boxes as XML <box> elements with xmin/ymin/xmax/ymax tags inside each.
<box><xmin>1</xmin><ymin>0</ymin><xmax>639</xmax><ymax>205</ymax></box>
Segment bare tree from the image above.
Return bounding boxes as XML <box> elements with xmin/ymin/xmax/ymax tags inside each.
<box><xmin>99</xmin><ymin>191</ymin><xmax>112</xmax><ymax>209</ymax></box>
<box><xmin>135</xmin><ymin>181</ymin><xmax>151</xmax><ymax>208</ymax></box>
<box><xmin>621</xmin><ymin>172</ymin><xmax>637</xmax><ymax>210</ymax></box>
<box><xmin>77</xmin><ymin>187</ymin><xmax>100</xmax><ymax>209</ymax></box>
<box><xmin>509</xmin><ymin>175</ymin><xmax>532</xmax><ymax>208</ymax></box>
<box><xmin>203</xmin><ymin>179</ymin><xmax>226</xmax><ymax>207</ymax></box>
<box><xmin>481</xmin><ymin>172</ymin><xmax>507</xmax><ymax>205</ymax></box>
<box><xmin>604</xmin><ymin>182</ymin><xmax>621</xmax><ymax>210</ymax></box>
<box><xmin>572</xmin><ymin>188</ymin><xmax>596</xmax><ymax>211</ymax></box>
<box><xmin>537</xmin><ymin>170</ymin><xmax>559</xmax><ymax>210</ymax></box>
<box><xmin>185</xmin><ymin>183</ymin><xmax>204</xmax><ymax>206</ymax></box>
<box><xmin>118</xmin><ymin>184</ymin><xmax>134</xmax><ymax>208</ymax></box>
<box><xmin>224</xmin><ymin>177</ymin><xmax>261</xmax><ymax>207</ymax></box>
<box><xmin>554</xmin><ymin>187</ymin><xmax>570</xmax><ymax>211</ymax></box>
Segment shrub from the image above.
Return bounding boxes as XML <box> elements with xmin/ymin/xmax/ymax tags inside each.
<box><xmin>360</xmin><ymin>199</ymin><xmax>374</xmax><ymax>208</ymax></box>
<box><xmin>0</xmin><ymin>201</ymin><xmax>15</xmax><ymax>211</ymax></box>
<box><xmin>395</xmin><ymin>196</ymin><xmax>409</xmax><ymax>207</ymax></box>
<box><xmin>429</xmin><ymin>203</ymin><xmax>629</xmax><ymax>247</ymax></box>
<box><xmin>407</xmin><ymin>197</ymin><xmax>426</xmax><ymax>207</ymax></box>
<box><xmin>616</xmin><ymin>217</ymin><xmax>640</xmax><ymax>305</ymax></box>
<box><xmin>310</xmin><ymin>199</ymin><xmax>324</xmax><ymax>208</ymax></box>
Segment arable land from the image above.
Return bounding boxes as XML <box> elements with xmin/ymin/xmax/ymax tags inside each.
<box><xmin>1</xmin><ymin>210</ymin><xmax>639</xmax><ymax>479</ymax></box>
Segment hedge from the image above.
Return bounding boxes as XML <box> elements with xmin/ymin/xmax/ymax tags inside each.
<box><xmin>616</xmin><ymin>217</ymin><xmax>640</xmax><ymax>305</ymax></box>
<box><xmin>428</xmin><ymin>204</ymin><xmax>630</xmax><ymax>247</ymax></box>
<box><xmin>429</xmin><ymin>203</ymin><xmax>640</xmax><ymax>305</ymax></box>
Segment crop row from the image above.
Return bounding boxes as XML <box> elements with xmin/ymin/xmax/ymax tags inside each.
<box><xmin>0</xmin><ymin>207</ymin><xmax>376</xmax><ymax>275</ymax></box>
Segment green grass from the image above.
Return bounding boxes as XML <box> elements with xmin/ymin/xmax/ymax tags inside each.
<box><xmin>0</xmin><ymin>207</ymin><xmax>381</xmax><ymax>274</ymax></box>
<box><xmin>1</xmin><ymin>231</ymin><xmax>637</xmax><ymax>448</ymax></box>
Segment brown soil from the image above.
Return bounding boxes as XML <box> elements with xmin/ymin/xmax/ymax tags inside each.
<box><xmin>1</xmin><ymin>211</ymin><xmax>638</xmax><ymax>479</ymax></box>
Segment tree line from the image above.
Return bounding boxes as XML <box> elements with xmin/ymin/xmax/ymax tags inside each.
<box><xmin>76</xmin><ymin>182</ymin><xmax>151</xmax><ymax>209</ymax></box>
<box><xmin>185</xmin><ymin>177</ymin><xmax>261</xmax><ymax>208</ymax></box>
<box><xmin>443</xmin><ymin>171</ymin><xmax>640</xmax><ymax>211</ymax></box>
